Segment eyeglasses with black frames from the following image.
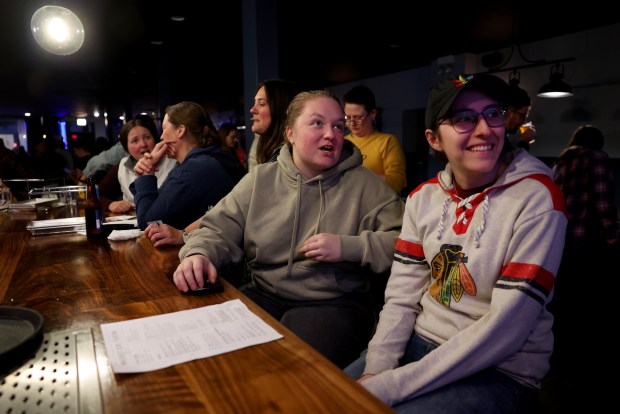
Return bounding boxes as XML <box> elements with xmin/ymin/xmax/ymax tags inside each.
<box><xmin>344</xmin><ymin>114</ymin><xmax>367</xmax><ymax>125</ymax></box>
<box><xmin>446</xmin><ymin>105</ymin><xmax>505</xmax><ymax>133</ymax></box>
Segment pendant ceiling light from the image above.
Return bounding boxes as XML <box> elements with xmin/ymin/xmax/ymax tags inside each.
<box><xmin>31</xmin><ymin>5</ymin><xmax>85</xmax><ymax>56</ymax></box>
<box><xmin>537</xmin><ymin>63</ymin><xmax>573</xmax><ymax>98</ymax></box>
<box><xmin>508</xmin><ymin>70</ymin><xmax>525</xmax><ymax>90</ymax></box>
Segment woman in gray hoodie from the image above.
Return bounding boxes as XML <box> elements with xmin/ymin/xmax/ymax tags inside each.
<box><xmin>174</xmin><ymin>90</ymin><xmax>405</xmax><ymax>368</ymax></box>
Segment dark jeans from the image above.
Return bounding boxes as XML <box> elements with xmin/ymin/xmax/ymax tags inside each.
<box><xmin>345</xmin><ymin>334</ymin><xmax>536</xmax><ymax>414</ymax></box>
<box><xmin>239</xmin><ymin>283</ymin><xmax>375</xmax><ymax>369</ymax></box>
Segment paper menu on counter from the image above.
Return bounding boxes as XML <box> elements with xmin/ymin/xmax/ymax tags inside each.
<box><xmin>100</xmin><ymin>299</ymin><xmax>283</xmax><ymax>373</ymax></box>
<box><xmin>9</xmin><ymin>198</ymin><xmax>57</xmax><ymax>210</ymax></box>
<box><xmin>26</xmin><ymin>216</ymin><xmax>86</xmax><ymax>235</ymax></box>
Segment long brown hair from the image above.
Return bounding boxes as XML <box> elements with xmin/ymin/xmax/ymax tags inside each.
<box><xmin>255</xmin><ymin>79</ymin><xmax>299</xmax><ymax>164</ymax></box>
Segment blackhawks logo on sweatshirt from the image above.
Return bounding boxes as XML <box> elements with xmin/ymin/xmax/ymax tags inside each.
<box><xmin>430</xmin><ymin>244</ymin><xmax>477</xmax><ymax>307</ymax></box>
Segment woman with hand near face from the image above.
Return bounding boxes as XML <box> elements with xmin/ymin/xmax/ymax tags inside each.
<box><xmin>97</xmin><ymin>115</ymin><xmax>176</xmax><ymax>213</ymax></box>
<box><xmin>173</xmin><ymin>90</ymin><xmax>404</xmax><ymax>368</ymax></box>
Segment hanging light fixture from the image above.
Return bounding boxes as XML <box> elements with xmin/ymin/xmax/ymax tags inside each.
<box><xmin>508</xmin><ymin>70</ymin><xmax>519</xmax><ymax>86</ymax></box>
<box><xmin>537</xmin><ymin>63</ymin><xmax>573</xmax><ymax>98</ymax></box>
<box><xmin>31</xmin><ymin>5</ymin><xmax>85</xmax><ymax>56</ymax></box>
<box><xmin>508</xmin><ymin>70</ymin><xmax>522</xmax><ymax>88</ymax></box>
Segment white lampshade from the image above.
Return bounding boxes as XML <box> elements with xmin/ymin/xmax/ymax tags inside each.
<box><xmin>31</xmin><ymin>5</ymin><xmax>85</xmax><ymax>56</ymax></box>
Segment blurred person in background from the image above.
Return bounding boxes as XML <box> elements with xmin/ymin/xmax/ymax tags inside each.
<box><xmin>1</xmin><ymin>139</ymin><xmax>38</xmax><ymax>180</ymax></box>
<box><xmin>504</xmin><ymin>84</ymin><xmax>536</xmax><ymax>151</ymax></box>
<box><xmin>343</xmin><ymin>85</ymin><xmax>407</xmax><ymax>195</ymax></box>
<box><xmin>79</xmin><ymin>141</ymin><xmax>129</xmax><ymax>184</ymax></box>
<box><xmin>71</xmin><ymin>137</ymin><xmax>97</xmax><ymax>183</ymax></box>
<box><xmin>30</xmin><ymin>137</ymin><xmax>67</xmax><ymax>180</ymax></box>
<box><xmin>218</xmin><ymin>123</ymin><xmax>247</xmax><ymax>168</ymax></box>
<box><xmin>216</xmin><ymin>122</ymin><xmax>248</xmax><ymax>180</ymax></box>
<box><xmin>95</xmin><ymin>136</ymin><xmax>110</xmax><ymax>154</ymax></box>
<box><xmin>52</xmin><ymin>134</ymin><xmax>74</xmax><ymax>175</ymax></box>
<box><xmin>14</xmin><ymin>145</ymin><xmax>32</xmax><ymax>168</ymax></box>
<box><xmin>549</xmin><ymin>124</ymin><xmax>619</xmax><ymax>411</ymax></box>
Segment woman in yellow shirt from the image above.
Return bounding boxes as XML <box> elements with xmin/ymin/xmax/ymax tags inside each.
<box><xmin>343</xmin><ymin>85</ymin><xmax>407</xmax><ymax>194</ymax></box>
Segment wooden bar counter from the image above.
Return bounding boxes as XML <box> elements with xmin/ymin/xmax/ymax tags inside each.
<box><xmin>0</xmin><ymin>207</ymin><xmax>394</xmax><ymax>413</ymax></box>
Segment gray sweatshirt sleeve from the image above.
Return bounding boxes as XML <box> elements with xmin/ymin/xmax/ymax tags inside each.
<box><xmin>179</xmin><ymin>173</ymin><xmax>252</xmax><ymax>268</ymax></box>
<box><xmin>83</xmin><ymin>142</ymin><xmax>129</xmax><ymax>177</ymax></box>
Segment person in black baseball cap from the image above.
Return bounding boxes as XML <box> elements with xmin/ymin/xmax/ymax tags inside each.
<box><xmin>424</xmin><ymin>74</ymin><xmax>511</xmax><ymax>164</ymax></box>
<box><xmin>344</xmin><ymin>73</ymin><xmax>567</xmax><ymax>414</ymax></box>
<box><xmin>424</xmin><ymin>74</ymin><xmax>510</xmax><ymax>130</ymax></box>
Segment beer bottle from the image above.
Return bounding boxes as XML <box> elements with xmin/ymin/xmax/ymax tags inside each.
<box><xmin>84</xmin><ymin>176</ymin><xmax>104</xmax><ymax>238</ymax></box>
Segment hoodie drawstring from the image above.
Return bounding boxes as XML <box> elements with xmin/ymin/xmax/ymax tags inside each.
<box><xmin>436</xmin><ymin>196</ymin><xmax>451</xmax><ymax>242</ymax></box>
<box><xmin>286</xmin><ymin>177</ymin><xmax>326</xmax><ymax>276</ymax></box>
<box><xmin>314</xmin><ymin>180</ymin><xmax>324</xmax><ymax>235</ymax></box>
<box><xmin>473</xmin><ymin>196</ymin><xmax>489</xmax><ymax>248</ymax></box>
<box><xmin>436</xmin><ymin>193</ymin><xmax>490</xmax><ymax>248</ymax></box>
<box><xmin>286</xmin><ymin>174</ymin><xmax>303</xmax><ymax>277</ymax></box>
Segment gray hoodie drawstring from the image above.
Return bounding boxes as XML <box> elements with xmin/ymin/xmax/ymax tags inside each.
<box><xmin>286</xmin><ymin>173</ymin><xmax>303</xmax><ymax>277</ymax></box>
<box><xmin>473</xmin><ymin>196</ymin><xmax>490</xmax><ymax>248</ymax></box>
<box><xmin>314</xmin><ymin>180</ymin><xmax>324</xmax><ymax>235</ymax></box>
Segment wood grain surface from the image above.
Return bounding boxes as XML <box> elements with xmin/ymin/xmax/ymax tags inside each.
<box><xmin>0</xmin><ymin>207</ymin><xmax>394</xmax><ymax>413</ymax></box>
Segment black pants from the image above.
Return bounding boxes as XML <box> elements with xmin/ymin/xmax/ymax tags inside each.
<box><xmin>240</xmin><ymin>283</ymin><xmax>375</xmax><ymax>369</ymax></box>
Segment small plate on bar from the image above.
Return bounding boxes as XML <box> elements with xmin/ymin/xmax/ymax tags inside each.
<box><xmin>0</xmin><ymin>307</ymin><xmax>44</xmax><ymax>377</ymax></box>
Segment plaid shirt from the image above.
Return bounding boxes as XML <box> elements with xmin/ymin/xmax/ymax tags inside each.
<box><xmin>553</xmin><ymin>146</ymin><xmax>620</xmax><ymax>244</ymax></box>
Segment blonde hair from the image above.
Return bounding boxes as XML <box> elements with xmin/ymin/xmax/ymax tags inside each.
<box><xmin>285</xmin><ymin>89</ymin><xmax>339</xmax><ymax>131</ymax></box>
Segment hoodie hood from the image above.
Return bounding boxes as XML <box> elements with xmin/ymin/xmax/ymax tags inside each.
<box><xmin>435</xmin><ymin>148</ymin><xmax>554</xmax><ymax>247</ymax></box>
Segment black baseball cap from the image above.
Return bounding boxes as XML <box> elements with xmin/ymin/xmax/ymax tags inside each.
<box><xmin>425</xmin><ymin>74</ymin><xmax>510</xmax><ymax>129</ymax></box>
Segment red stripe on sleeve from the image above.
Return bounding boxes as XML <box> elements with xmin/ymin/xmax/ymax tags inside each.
<box><xmin>395</xmin><ymin>238</ymin><xmax>424</xmax><ymax>257</ymax></box>
<box><xmin>502</xmin><ymin>262</ymin><xmax>555</xmax><ymax>291</ymax></box>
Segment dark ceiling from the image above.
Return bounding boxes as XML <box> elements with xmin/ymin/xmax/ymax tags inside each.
<box><xmin>1</xmin><ymin>0</ymin><xmax>618</xmax><ymax>120</ymax></box>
